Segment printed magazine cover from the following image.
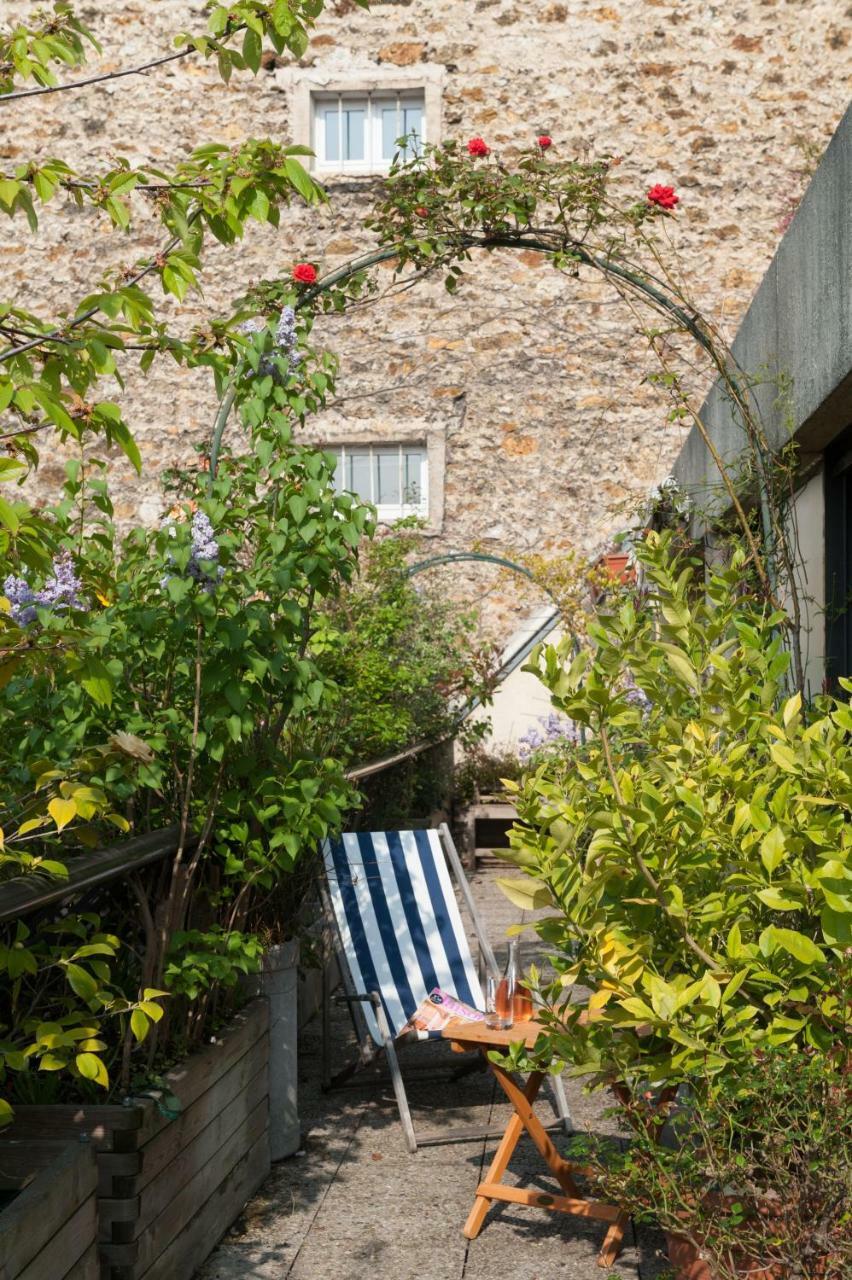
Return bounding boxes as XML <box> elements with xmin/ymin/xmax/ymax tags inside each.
<box><xmin>403</xmin><ymin>988</ymin><xmax>486</xmax><ymax>1035</ymax></box>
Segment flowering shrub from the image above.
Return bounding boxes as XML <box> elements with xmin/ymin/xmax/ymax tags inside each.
<box><xmin>0</xmin><ymin>417</ymin><xmax>372</xmax><ymax>1105</ymax></box>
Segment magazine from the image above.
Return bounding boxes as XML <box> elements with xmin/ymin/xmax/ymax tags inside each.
<box><xmin>403</xmin><ymin>987</ymin><xmax>486</xmax><ymax>1035</ymax></box>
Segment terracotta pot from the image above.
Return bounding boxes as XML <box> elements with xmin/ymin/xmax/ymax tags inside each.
<box><xmin>599</xmin><ymin>552</ymin><xmax>635</xmax><ymax>584</ymax></box>
<box><xmin>664</xmin><ymin>1229</ymin><xmax>788</xmax><ymax>1280</ymax></box>
<box><xmin>664</xmin><ymin>1231</ymin><xmax>713</xmax><ymax>1280</ymax></box>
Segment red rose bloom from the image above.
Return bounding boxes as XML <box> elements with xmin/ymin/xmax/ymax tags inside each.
<box><xmin>467</xmin><ymin>136</ymin><xmax>490</xmax><ymax>157</ymax></box>
<box><xmin>292</xmin><ymin>263</ymin><xmax>318</xmax><ymax>284</ymax></box>
<box><xmin>647</xmin><ymin>184</ymin><xmax>680</xmax><ymax>211</ymax></box>
<box><xmin>537</xmin><ymin>135</ymin><xmax>553</xmax><ymax>150</ymax></box>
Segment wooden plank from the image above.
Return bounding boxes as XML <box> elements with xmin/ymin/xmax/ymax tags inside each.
<box><xmin>134</xmin><ymin>1102</ymin><xmax>268</xmax><ymax>1277</ymax></box>
<box><xmin>65</xmin><ymin>1239</ymin><xmax>100</xmax><ymax>1280</ymax></box>
<box><xmin>137</xmin><ymin>999</ymin><xmax>268</xmax><ymax>1144</ymax></box>
<box><xmin>474</xmin><ymin>1181</ymin><xmax>623</xmax><ymax>1222</ymax></box>
<box><xmin>0</xmin><ymin>1139</ymin><xmax>69</xmax><ymax>1189</ymax></box>
<box><xmin>3</xmin><ymin>1104</ymin><xmax>144</xmax><ymax>1150</ymax></box>
<box><xmin>130</xmin><ymin>1064</ymin><xmax>268</xmax><ymax>1240</ymax></box>
<box><xmin>140</xmin><ymin>1134</ymin><xmax>270</xmax><ymax>1280</ymax></box>
<box><xmin>136</xmin><ymin>1035</ymin><xmax>268</xmax><ymax>1195</ymax></box>
<box><xmin>0</xmin><ymin>827</ymin><xmax>184</xmax><ymax>924</ymax></box>
<box><xmin>440</xmin><ymin>1013</ymin><xmax>591</xmax><ymax>1051</ymax></box>
<box><xmin>0</xmin><ymin>1143</ymin><xmax>97</xmax><ymax>1279</ymax></box>
<box><xmin>16</xmin><ymin>1192</ymin><xmax>98</xmax><ymax>1280</ymax></box>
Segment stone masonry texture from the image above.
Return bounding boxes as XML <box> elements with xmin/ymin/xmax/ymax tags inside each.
<box><xmin>3</xmin><ymin>0</ymin><xmax>850</xmax><ymax>640</ymax></box>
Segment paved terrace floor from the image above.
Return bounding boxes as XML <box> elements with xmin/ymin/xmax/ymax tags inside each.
<box><xmin>197</xmin><ymin>861</ymin><xmax>667</xmax><ymax>1280</ymax></box>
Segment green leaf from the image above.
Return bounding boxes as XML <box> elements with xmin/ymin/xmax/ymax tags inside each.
<box><xmin>81</xmin><ymin>658</ymin><xmax>114</xmax><ymax>708</ymax></box>
<box><xmin>283</xmin><ymin>157</ymin><xmax>320</xmax><ymax>204</ymax></box>
<box><xmin>130</xmin><ymin>1008</ymin><xmax>150</xmax><ymax>1042</ymax></box>
<box><xmin>496</xmin><ymin>877</ymin><xmax>554</xmax><ymax>911</ymax></box>
<box><xmin>770</xmin><ymin>928</ymin><xmax>824</xmax><ymax>966</ymax></box>
<box><xmin>759</xmin><ymin>826</ymin><xmax>786</xmax><ymax>874</ymax></box>
<box><xmin>757</xmin><ymin>887</ymin><xmax>800</xmax><ymax>911</ymax></box>
<box><xmin>47</xmin><ymin>797</ymin><xmax>76</xmax><ymax>831</ymax></box>
<box><xmin>0</xmin><ymin>496</ymin><xmax>20</xmax><ymax>533</ymax></box>
<box><xmin>66</xmin><ymin>963</ymin><xmax>98</xmax><ymax>1001</ymax></box>
<box><xmin>75</xmin><ymin>1052</ymin><xmax>108</xmax><ymax>1087</ymax></box>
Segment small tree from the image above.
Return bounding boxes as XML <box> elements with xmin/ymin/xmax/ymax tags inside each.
<box><xmin>499</xmin><ymin>532</ymin><xmax>851</xmax><ymax>1089</ymax></box>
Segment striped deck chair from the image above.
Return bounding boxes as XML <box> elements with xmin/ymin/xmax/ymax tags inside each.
<box><xmin>321</xmin><ymin>823</ymin><xmax>571</xmax><ymax>1152</ymax></box>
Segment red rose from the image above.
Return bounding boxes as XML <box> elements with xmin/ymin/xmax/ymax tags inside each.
<box><xmin>647</xmin><ymin>184</ymin><xmax>680</xmax><ymax>211</ymax></box>
<box><xmin>537</xmin><ymin>135</ymin><xmax>553</xmax><ymax>150</ymax></box>
<box><xmin>467</xmin><ymin>136</ymin><xmax>490</xmax><ymax>157</ymax></box>
<box><xmin>292</xmin><ymin>263</ymin><xmax>318</xmax><ymax>284</ymax></box>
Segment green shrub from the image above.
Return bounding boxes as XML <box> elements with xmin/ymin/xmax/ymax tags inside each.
<box><xmin>500</xmin><ymin>532</ymin><xmax>852</xmax><ymax>1088</ymax></box>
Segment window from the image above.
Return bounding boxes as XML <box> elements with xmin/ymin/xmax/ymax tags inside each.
<box><xmin>313</xmin><ymin>91</ymin><xmax>424</xmax><ymax>173</ymax></box>
<box><xmin>332</xmin><ymin>444</ymin><xmax>428</xmax><ymax>519</ymax></box>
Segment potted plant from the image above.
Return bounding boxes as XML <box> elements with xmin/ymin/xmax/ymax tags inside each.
<box><xmin>495</xmin><ymin>532</ymin><xmax>852</xmax><ymax>1270</ymax></box>
<box><xmin>572</xmin><ymin>1036</ymin><xmax>851</xmax><ymax>1280</ymax></box>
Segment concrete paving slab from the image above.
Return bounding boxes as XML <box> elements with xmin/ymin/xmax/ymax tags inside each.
<box><xmin>196</xmin><ymin>864</ymin><xmax>653</xmax><ymax>1280</ymax></box>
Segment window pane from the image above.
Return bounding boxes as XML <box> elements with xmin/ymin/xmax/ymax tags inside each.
<box><xmin>403</xmin><ymin>451</ymin><xmax>423</xmax><ymax>505</ymax></box>
<box><xmin>376</xmin><ymin>450</ymin><xmax>400</xmax><ymax>505</ymax></box>
<box><xmin>381</xmin><ymin>105</ymin><xmax>399</xmax><ymax>160</ymax></box>
<box><xmin>402</xmin><ymin>105</ymin><xmax>423</xmax><ymax>155</ymax></box>
<box><xmin>321</xmin><ymin>105</ymin><xmax>339</xmax><ymax>163</ymax></box>
<box><xmin>347</xmin><ymin>450</ymin><xmax>372</xmax><ymax>499</ymax></box>
<box><xmin>343</xmin><ymin>107</ymin><xmax>365</xmax><ymax>161</ymax></box>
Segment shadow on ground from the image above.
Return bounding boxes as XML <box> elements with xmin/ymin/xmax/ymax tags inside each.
<box><xmin>196</xmin><ymin>868</ymin><xmax>670</xmax><ymax>1280</ymax></box>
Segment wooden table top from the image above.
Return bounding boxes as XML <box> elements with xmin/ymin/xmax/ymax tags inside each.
<box><xmin>439</xmin><ymin>1017</ymin><xmax>551</xmax><ymax>1051</ymax></box>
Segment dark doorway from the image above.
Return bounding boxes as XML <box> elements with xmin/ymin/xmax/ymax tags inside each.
<box><xmin>824</xmin><ymin>423</ymin><xmax>852</xmax><ymax>687</ymax></box>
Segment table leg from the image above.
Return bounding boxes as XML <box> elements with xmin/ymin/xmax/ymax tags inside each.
<box><xmin>463</xmin><ymin>1071</ymin><xmax>544</xmax><ymax>1240</ymax></box>
<box><xmin>466</xmin><ymin>1061</ymin><xmax>627</xmax><ymax>1269</ymax></box>
<box><xmin>490</xmin><ymin>1062</ymin><xmax>582</xmax><ymax>1199</ymax></box>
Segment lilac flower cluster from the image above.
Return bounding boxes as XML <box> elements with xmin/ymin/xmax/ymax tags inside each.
<box><xmin>3</xmin><ymin>552</ymin><xmax>85</xmax><ymax>626</ymax></box>
<box><xmin>188</xmin><ymin>511</ymin><xmax>224</xmax><ymax>590</ymax></box>
<box><xmin>239</xmin><ymin>306</ymin><xmax>301</xmax><ymax>379</ymax></box>
<box><xmin>517</xmin><ymin>712</ymin><xmax>580</xmax><ymax>762</ymax></box>
<box><xmin>161</xmin><ymin>510</ymin><xmax>224</xmax><ymax>594</ymax></box>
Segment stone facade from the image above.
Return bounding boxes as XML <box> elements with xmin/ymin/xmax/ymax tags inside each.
<box><xmin>3</xmin><ymin>0</ymin><xmax>849</xmax><ymax>638</ymax></box>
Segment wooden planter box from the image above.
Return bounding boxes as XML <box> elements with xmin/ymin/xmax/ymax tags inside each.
<box><xmin>5</xmin><ymin>998</ymin><xmax>270</xmax><ymax>1280</ymax></box>
<box><xmin>0</xmin><ymin>1139</ymin><xmax>99</xmax><ymax>1279</ymax></box>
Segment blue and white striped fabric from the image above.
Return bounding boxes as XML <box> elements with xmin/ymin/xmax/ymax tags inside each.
<box><xmin>323</xmin><ymin>830</ymin><xmax>484</xmax><ymax>1044</ymax></box>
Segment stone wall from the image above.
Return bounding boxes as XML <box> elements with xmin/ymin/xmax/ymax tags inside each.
<box><xmin>3</xmin><ymin>0</ymin><xmax>849</xmax><ymax>639</ymax></box>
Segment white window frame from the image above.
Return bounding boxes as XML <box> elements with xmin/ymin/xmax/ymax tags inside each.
<box><xmin>312</xmin><ymin>90</ymin><xmax>425</xmax><ymax>175</ymax></box>
<box><xmin>280</xmin><ymin>64</ymin><xmax>444</xmax><ymax>179</ymax></box>
<box><xmin>332</xmin><ymin>443</ymin><xmax>429</xmax><ymax>521</ymax></box>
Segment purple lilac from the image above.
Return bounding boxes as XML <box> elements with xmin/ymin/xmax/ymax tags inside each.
<box><xmin>4</xmin><ymin>553</ymin><xmax>84</xmax><ymax>626</ymax></box>
<box><xmin>518</xmin><ymin>711</ymin><xmax>580</xmax><ymax>761</ymax></box>
<box><xmin>239</xmin><ymin>306</ymin><xmax>300</xmax><ymax>377</ymax></box>
<box><xmin>187</xmin><ymin>511</ymin><xmax>224</xmax><ymax>590</ymax></box>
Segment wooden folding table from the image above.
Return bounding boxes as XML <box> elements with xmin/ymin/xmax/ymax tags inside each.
<box><xmin>440</xmin><ymin>1017</ymin><xmax>628</xmax><ymax>1268</ymax></box>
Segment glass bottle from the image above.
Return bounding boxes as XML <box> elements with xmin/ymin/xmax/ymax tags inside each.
<box><xmin>492</xmin><ymin>939</ymin><xmax>533</xmax><ymax>1026</ymax></box>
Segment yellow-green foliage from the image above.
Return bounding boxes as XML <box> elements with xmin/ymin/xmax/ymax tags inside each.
<box><xmin>501</xmin><ymin>532</ymin><xmax>852</xmax><ymax>1088</ymax></box>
